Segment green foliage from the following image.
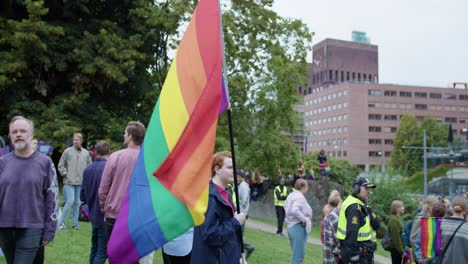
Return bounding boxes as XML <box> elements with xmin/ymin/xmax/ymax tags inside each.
<box><xmin>390</xmin><ymin>114</ymin><xmax>450</xmax><ymax>176</ymax></box>
<box><xmin>395</xmin><ymin>165</ymin><xmax>451</xmax><ymax>193</ymax></box>
<box><xmin>368</xmin><ymin>173</ymin><xmax>418</xmax><ymax>227</ymax></box>
<box><xmin>298</xmin><ymin>152</ymin><xmax>360</xmax><ymax>193</ymax></box>
<box><xmin>215</xmin><ymin>0</ymin><xmax>313</xmax><ymax>176</ymax></box>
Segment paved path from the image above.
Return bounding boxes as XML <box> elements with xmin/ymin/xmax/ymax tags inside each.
<box><xmin>246</xmin><ymin>219</ymin><xmax>391</xmax><ymax>264</ymax></box>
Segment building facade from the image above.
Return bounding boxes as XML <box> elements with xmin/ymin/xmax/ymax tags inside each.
<box><xmin>304</xmin><ymin>82</ymin><xmax>468</xmax><ymax>171</ymax></box>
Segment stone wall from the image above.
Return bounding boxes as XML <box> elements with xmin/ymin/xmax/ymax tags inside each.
<box><xmin>248</xmin><ymin>180</ymin><xmax>344</xmax><ymax>225</ymax></box>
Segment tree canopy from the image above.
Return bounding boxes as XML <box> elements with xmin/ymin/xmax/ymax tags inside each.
<box><xmin>390</xmin><ymin>114</ymin><xmax>450</xmax><ymax>176</ymax></box>
<box><xmin>1</xmin><ymin>0</ymin><xmax>313</xmax><ymax>176</ymax></box>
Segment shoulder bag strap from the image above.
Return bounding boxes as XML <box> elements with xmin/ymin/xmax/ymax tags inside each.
<box><xmin>439</xmin><ymin>220</ymin><xmax>464</xmax><ymax>256</ymax></box>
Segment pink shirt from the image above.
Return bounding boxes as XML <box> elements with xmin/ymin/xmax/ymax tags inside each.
<box><xmin>284</xmin><ymin>190</ymin><xmax>313</xmax><ymax>233</ymax></box>
<box><xmin>98</xmin><ymin>145</ymin><xmax>140</xmax><ymax>219</ymax></box>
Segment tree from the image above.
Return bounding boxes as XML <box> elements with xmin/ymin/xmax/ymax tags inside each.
<box><xmin>215</xmin><ymin>0</ymin><xmax>313</xmax><ymax>176</ymax></box>
<box><xmin>0</xmin><ymin>0</ymin><xmax>192</xmax><ymax>149</ymax></box>
<box><xmin>391</xmin><ymin>114</ymin><xmax>451</xmax><ymax>176</ymax></box>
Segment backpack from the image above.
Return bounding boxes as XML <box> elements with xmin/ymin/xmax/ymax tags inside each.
<box><xmin>381</xmin><ymin>229</ymin><xmax>392</xmax><ymax>251</ymax></box>
<box><xmin>78</xmin><ymin>203</ymin><xmax>90</xmax><ymax>222</ymax></box>
<box><xmin>402</xmin><ymin>218</ymin><xmax>413</xmax><ymax>247</ymax></box>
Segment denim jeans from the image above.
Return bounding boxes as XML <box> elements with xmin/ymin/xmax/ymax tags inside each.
<box><xmin>61</xmin><ymin>184</ymin><xmax>81</xmax><ymax>226</ymax></box>
<box><xmin>287</xmin><ymin>223</ymin><xmax>308</xmax><ymax>264</ymax></box>
<box><xmin>90</xmin><ymin>225</ymin><xmax>107</xmax><ymax>264</ymax></box>
<box><xmin>0</xmin><ymin>228</ymin><xmax>43</xmax><ymax>264</ymax></box>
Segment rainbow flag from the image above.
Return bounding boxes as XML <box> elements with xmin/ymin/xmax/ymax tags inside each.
<box><xmin>107</xmin><ymin>0</ymin><xmax>228</xmax><ymax>262</ymax></box>
<box><xmin>420</xmin><ymin>217</ymin><xmax>443</xmax><ymax>259</ymax></box>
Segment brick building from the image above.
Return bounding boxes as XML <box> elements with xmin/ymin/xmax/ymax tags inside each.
<box><xmin>302</xmin><ymin>38</ymin><xmax>468</xmax><ymax>171</ymax></box>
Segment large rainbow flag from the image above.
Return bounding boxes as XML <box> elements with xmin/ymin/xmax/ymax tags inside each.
<box><xmin>107</xmin><ymin>0</ymin><xmax>228</xmax><ymax>262</ymax></box>
<box><xmin>420</xmin><ymin>217</ymin><xmax>443</xmax><ymax>259</ymax></box>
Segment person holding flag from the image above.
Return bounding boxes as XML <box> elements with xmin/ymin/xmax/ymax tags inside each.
<box><xmin>191</xmin><ymin>151</ymin><xmax>245</xmax><ymax>263</ymax></box>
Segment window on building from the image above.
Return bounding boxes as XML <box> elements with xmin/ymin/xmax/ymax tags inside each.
<box><xmin>312</xmin><ymin>75</ymin><xmax>315</xmax><ymax>85</ymax></box>
<box><xmin>343</xmin><ymin>151</ymin><xmax>347</xmax><ymax>157</ymax></box>
<box><xmin>369</xmin><ymin>75</ymin><xmax>372</xmax><ymax>83</ymax></box>
<box><xmin>338</xmin><ymin>127</ymin><xmax>342</xmax><ymax>133</ymax></box>
<box><xmin>320</xmin><ymin>71</ymin><xmax>323</xmax><ymax>82</ymax></box>
<box><xmin>369</xmin><ymin>151</ymin><xmax>380</xmax><ymax>157</ymax></box>
<box><xmin>384</xmin><ymin>115</ymin><xmax>398</xmax><ymax>120</ymax></box>
<box><xmin>443</xmin><ymin>93</ymin><xmax>456</xmax><ymax>100</ymax></box>
<box><xmin>346</xmin><ymin>72</ymin><xmax>350</xmax><ymax>81</ymax></box>
<box><xmin>335</xmin><ymin>70</ymin><xmax>338</xmax><ymax>81</ymax></box>
<box><xmin>416</xmin><ymin>116</ymin><xmax>424</xmax><ymax>122</ymax></box>
<box><xmin>415</xmin><ymin>92</ymin><xmax>427</xmax><ymax>98</ymax></box>
<box><xmin>309</xmin><ymin>87</ymin><xmax>312</xmax><ymax>94</ymax></box>
<box><xmin>385</xmin><ymin>139</ymin><xmax>393</xmax><ymax>145</ymax></box>
<box><xmin>369</xmin><ymin>126</ymin><xmax>382</xmax><ymax>132</ymax></box>
<box><xmin>358</xmin><ymin>73</ymin><xmax>361</xmax><ymax>82</ymax></box>
<box><xmin>329</xmin><ymin>70</ymin><xmax>333</xmax><ymax>81</ymax></box>
<box><xmin>445</xmin><ymin>117</ymin><xmax>457</xmax><ymax>123</ymax></box>
<box><xmin>459</xmin><ymin>95</ymin><xmax>468</xmax><ymax>100</ymax></box>
<box><xmin>369</xmin><ymin>139</ymin><xmax>382</xmax><ymax>144</ymax></box>
<box><xmin>400</xmin><ymin>91</ymin><xmax>412</xmax><ymax>97</ymax></box>
<box><xmin>430</xmin><ymin>93</ymin><xmax>442</xmax><ymax>99</ymax></box>
<box><xmin>363</xmin><ymin>73</ymin><xmax>367</xmax><ymax>81</ymax></box>
<box><xmin>341</xmin><ymin>71</ymin><xmax>344</xmax><ymax>82</ymax></box>
<box><xmin>343</xmin><ymin>126</ymin><xmax>348</xmax><ymax>132</ymax></box>
<box><xmin>369</xmin><ymin>114</ymin><xmax>382</xmax><ymax>120</ymax></box>
<box><xmin>415</xmin><ymin>104</ymin><xmax>428</xmax><ymax>110</ymax></box>
<box><xmin>384</xmin><ymin>90</ymin><xmax>397</xmax><ymax>96</ymax></box>
<box><xmin>352</xmin><ymin>72</ymin><xmax>356</xmax><ymax>81</ymax></box>
<box><xmin>368</xmin><ymin>89</ymin><xmax>382</xmax><ymax>96</ymax></box>
<box><xmin>344</xmin><ymin>90</ymin><xmax>348</xmax><ymax>96</ymax></box>
<box><xmin>343</xmin><ymin>139</ymin><xmax>348</xmax><ymax>145</ymax></box>
<box><xmin>369</xmin><ymin>103</ymin><xmax>376</xmax><ymax>108</ymax></box>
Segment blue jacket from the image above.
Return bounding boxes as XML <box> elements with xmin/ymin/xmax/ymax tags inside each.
<box><xmin>191</xmin><ymin>181</ymin><xmax>241</xmax><ymax>264</ymax></box>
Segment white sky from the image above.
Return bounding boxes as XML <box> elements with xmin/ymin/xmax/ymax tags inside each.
<box><xmin>272</xmin><ymin>0</ymin><xmax>468</xmax><ymax>88</ymax></box>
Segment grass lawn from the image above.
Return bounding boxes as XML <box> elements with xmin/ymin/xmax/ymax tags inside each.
<box><xmin>0</xmin><ymin>222</ymin><xmax>322</xmax><ymax>264</ymax></box>
<box><xmin>0</xmin><ymin>218</ymin><xmax>388</xmax><ymax>263</ymax></box>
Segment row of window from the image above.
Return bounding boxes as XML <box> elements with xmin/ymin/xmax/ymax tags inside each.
<box><xmin>369</xmin><ymin>126</ymin><xmax>398</xmax><ymax>133</ymax></box>
<box><xmin>305</xmin><ymin>104</ymin><xmax>349</xmax><ymax>116</ymax></box>
<box><xmin>369</xmin><ymin>102</ymin><xmax>468</xmax><ymax>113</ymax></box>
<box><xmin>305</xmin><ymin>90</ymin><xmax>349</xmax><ymax>106</ymax></box>
<box><xmin>369</xmin><ymin>151</ymin><xmax>392</xmax><ymax>157</ymax></box>
<box><xmin>368</xmin><ymin>114</ymin><xmax>398</xmax><ymax>121</ymax></box>
<box><xmin>312</xmin><ymin>70</ymin><xmax>377</xmax><ymax>86</ymax></box>
<box><xmin>309</xmin><ymin>138</ymin><xmax>348</xmax><ymax>148</ymax></box>
<box><xmin>368</xmin><ymin>139</ymin><xmax>394</xmax><ymax>145</ymax></box>
<box><xmin>367</xmin><ymin>114</ymin><xmax>461</xmax><ymax>124</ymax></box>
<box><xmin>369</xmin><ymin>89</ymin><xmax>468</xmax><ymax>100</ymax></box>
<box><xmin>305</xmin><ymin>115</ymin><xmax>348</xmax><ymax>127</ymax></box>
<box><xmin>309</xmin><ymin>126</ymin><xmax>349</xmax><ymax>136</ymax></box>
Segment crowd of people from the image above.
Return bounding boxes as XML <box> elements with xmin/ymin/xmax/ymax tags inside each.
<box><xmin>1</xmin><ymin>115</ymin><xmax>468</xmax><ymax>264</ymax></box>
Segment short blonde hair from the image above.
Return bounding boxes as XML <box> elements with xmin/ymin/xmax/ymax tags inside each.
<box><xmin>390</xmin><ymin>200</ymin><xmax>404</xmax><ymax>214</ymax></box>
<box><xmin>423</xmin><ymin>196</ymin><xmax>439</xmax><ymax>214</ymax></box>
<box><xmin>294</xmin><ymin>179</ymin><xmax>308</xmax><ymax>191</ymax></box>
<box><xmin>452</xmin><ymin>196</ymin><xmax>466</xmax><ymax>214</ymax></box>
<box><xmin>328</xmin><ymin>190</ymin><xmax>341</xmax><ymax>208</ymax></box>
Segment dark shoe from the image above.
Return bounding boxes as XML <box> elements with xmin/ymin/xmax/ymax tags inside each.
<box><xmin>246</xmin><ymin>247</ymin><xmax>255</xmax><ymax>259</ymax></box>
<box><xmin>72</xmin><ymin>225</ymin><xmax>80</xmax><ymax>231</ymax></box>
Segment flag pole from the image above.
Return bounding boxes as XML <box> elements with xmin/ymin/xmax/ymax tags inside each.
<box><xmin>218</xmin><ymin>0</ymin><xmax>245</xmax><ymax>253</ymax></box>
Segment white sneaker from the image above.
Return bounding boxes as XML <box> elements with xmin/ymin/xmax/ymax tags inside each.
<box><xmin>58</xmin><ymin>224</ymin><xmax>67</xmax><ymax>230</ymax></box>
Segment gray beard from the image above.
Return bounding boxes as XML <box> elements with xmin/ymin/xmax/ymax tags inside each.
<box><xmin>14</xmin><ymin>142</ymin><xmax>28</xmax><ymax>150</ymax></box>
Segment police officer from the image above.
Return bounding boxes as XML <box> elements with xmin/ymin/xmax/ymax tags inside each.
<box><xmin>274</xmin><ymin>178</ymin><xmax>288</xmax><ymax>236</ymax></box>
<box><xmin>337</xmin><ymin>176</ymin><xmax>377</xmax><ymax>264</ymax></box>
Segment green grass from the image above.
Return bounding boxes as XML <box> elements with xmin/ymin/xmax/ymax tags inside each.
<box><xmin>396</xmin><ymin>165</ymin><xmax>450</xmax><ymax>192</ymax></box>
<box><xmin>0</xmin><ymin>220</ymin><xmax>390</xmax><ymax>263</ymax></box>
<box><xmin>0</xmin><ymin>222</ymin><xmax>322</xmax><ymax>264</ymax></box>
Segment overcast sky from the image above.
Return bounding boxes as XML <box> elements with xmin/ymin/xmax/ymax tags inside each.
<box><xmin>272</xmin><ymin>0</ymin><xmax>468</xmax><ymax>88</ymax></box>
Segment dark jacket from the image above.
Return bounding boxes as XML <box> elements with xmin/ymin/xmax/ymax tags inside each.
<box><xmin>80</xmin><ymin>158</ymin><xmax>107</xmax><ymax>228</ymax></box>
<box><xmin>191</xmin><ymin>181</ymin><xmax>242</xmax><ymax>264</ymax></box>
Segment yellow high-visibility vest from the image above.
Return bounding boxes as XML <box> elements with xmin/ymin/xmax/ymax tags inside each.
<box><xmin>274</xmin><ymin>185</ymin><xmax>288</xmax><ymax>207</ymax></box>
<box><xmin>336</xmin><ymin>195</ymin><xmax>372</xmax><ymax>241</ymax></box>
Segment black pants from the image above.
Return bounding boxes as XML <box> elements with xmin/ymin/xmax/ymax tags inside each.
<box><xmin>275</xmin><ymin>206</ymin><xmax>285</xmax><ymax>234</ymax></box>
<box><xmin>105</xmin><ymin>218</ymin><xmax>116</xmax><ymax>243</ymax></box>
<box><xmin>162</xmin><ymin>250</ymin><xmax>191</xmax><ymax>264</ymax></box>
<box><xmin>390</xmin><ymin>248</ymin><xmax>402</xmax><ymax>264</ymax></box>
<box><xmin>0</xmin><ymin>228</ymin><xmax>43</xmax><ymax>264</ymax></box>
<box><xmin>341</xmin><ymin>254</ymin><xmax>373</xmax><ymax>264</ymax></box>
<box><xmin>33</xmin><ymin>246</ymin><xmax>44</xmax><ymax>264</ymax></box>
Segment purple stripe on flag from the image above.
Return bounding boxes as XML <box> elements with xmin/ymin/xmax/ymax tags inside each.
<box><xmin>107</xmin><ymin>194</ymin><xmax>140</xmax><ymax>264</ymax></box>
<box><xmin>219</xmin><ymin>77</ymin><xmax>229</xmax><ymax>115</ymax></box>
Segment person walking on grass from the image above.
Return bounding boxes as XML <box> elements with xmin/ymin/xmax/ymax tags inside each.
<box><xmin>81</xmin><ymin>140</ymin><xmax>110</xmax><ymax>264</ymax></box>
<box><xmin>0</xmin><ymin>116</ymin><xmax>59</xmax><ymax>264</ymax></box>
<box><xmin>58</xmin><ymin>133</ymin><xmax>92</xmax><ymax>231</ymax></box>
<box><xmin>284</xmin><ymin>179</ymin><xmax>313</xmax><ymax>264</ymax></box>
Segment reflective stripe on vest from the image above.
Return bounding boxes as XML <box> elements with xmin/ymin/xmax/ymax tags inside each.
<box><xmin>336</xmin><ymin>195</ymin><xmax>372</xmax><ymax>241</ymax></box>
<box><xmin>274</xmin><ymin>185</ymin><xmax>288</xmax><ymax>207</ymax></box>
